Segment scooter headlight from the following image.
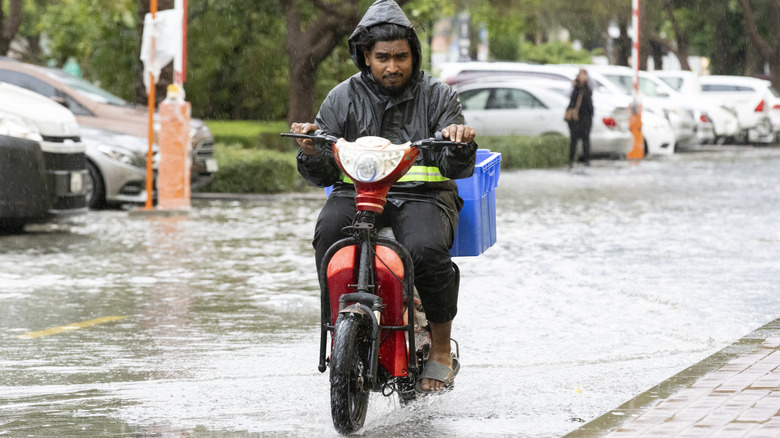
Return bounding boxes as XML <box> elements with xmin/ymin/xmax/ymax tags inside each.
<box><xmin>355</xmin><ymin>153</ymin><xmax>381</xmax><ymax>181</ymax></box>
<box><xmin>338</xmin><ymin>147</ymin><xmax>406</xmax><ymax>183</ymax></box>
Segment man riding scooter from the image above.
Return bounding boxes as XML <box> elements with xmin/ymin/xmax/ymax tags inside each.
<box><xmin>291</xmin><ymin>0</ymin><xmax>477</xmax><ymax>393</ymax></box>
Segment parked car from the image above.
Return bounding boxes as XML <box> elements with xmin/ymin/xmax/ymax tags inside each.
<box><xmin>0</xmin><ymin>82</ymin><xmax>87</xmax><ymax>232</ymax></box>
<box><xmin>454</xmin><ymin>78</ymin><xmax>633</xmax><ymax>157</ymax></box>
<box><xmin>651</xmin><ymin>70</ymin><xmax>742</xmax><ymax>143</ymax></box>
<box><xmin>698</xmin><ymin>75</ymin><xmax>775</xmax><ymax>144</ymax></box>
<box><xmin>537</xmin><ymin>79</ymin><xmax>676</xmax><ymax>156</ymax></box>
<box><xmin>80</xmin><ymin>127</ymin><xmax>159</xmax><ymax>209</ymax></box>
<box><xmin>584</xmin><ymin>65</ymin><xmax>699</xmax><ymax>146</ymax></box>
<box><xmin>443</xmin><ymin>62</ymin><xmax>676</xmax><ymax>155</ymax></box>
<box><xmin>0</xmin><ymin>57</ymin><xmax>217</xmax><ymax>190</ymax></box>
<box><xmin>439</xmin><ymin>61</ymin><xmax>619</xmax><ymax>94</ymax></box>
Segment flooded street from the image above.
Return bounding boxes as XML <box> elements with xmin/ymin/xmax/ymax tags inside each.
<box><xmin>1</xmin><ymin>146</ymin><xmax>779</xmax><ymax>437</ymax></box>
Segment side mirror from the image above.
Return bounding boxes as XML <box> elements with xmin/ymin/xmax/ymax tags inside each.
<box><xmin>51</xmin><ymin>96</ymin><xmax>68</xmax><ymax>108</ymax></box>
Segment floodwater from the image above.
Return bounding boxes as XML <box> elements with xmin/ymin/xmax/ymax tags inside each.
<box><xmin>1</xmin><ymin>146</ymin><xmax>779</xmax><ymax>437</ymax></box>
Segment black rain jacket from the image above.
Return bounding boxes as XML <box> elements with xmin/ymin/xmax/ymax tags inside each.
<box><xmin>296</xmin><ymin>0</ymin><xmax>477</xmax><ymax>220</ymax></box>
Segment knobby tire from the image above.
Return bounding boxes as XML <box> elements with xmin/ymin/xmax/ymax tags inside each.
<box><xmin>330</xmin><ymin>313</ymin><xmax>372</xmax><ymax>435</ymax></box>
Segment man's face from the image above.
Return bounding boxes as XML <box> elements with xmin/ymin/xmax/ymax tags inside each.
<box><xmin>364</xmin><ymin>39</ymin><xmax>413</xmax><ymax>94</ymax></box>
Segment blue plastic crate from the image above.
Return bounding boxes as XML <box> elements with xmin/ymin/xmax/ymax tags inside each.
<box><xmin>323</xmin><ymin>148</ymin><xmax>501</xmax><ymax>257</ymax></box>
<box><xmin>450</xmin><ymin>149</ymin><xmax>502</xmax><ymax>257</ymax></box>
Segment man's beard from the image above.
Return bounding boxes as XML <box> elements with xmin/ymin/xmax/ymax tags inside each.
<box><xmin>378</xmin><ymin>75</ymin><xmax>410</xmax><ymax>97</ymax></box>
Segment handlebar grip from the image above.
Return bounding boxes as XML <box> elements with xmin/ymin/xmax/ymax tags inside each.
<box><xmin>280</xmin><ymin>131</ymin><xmax>339</xmax><ymax>145</ymax></box>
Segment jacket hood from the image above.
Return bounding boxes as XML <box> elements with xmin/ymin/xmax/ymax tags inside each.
<box><xmin>348</xmin><ymin>0</ymin><xmax>422</xmax><ymax>79</ymax></box>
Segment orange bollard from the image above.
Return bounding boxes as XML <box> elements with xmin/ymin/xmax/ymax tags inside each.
<box><xmin>158</xmin><ymin>84</ymin><xmax>191</xmax><ymax>210</ymax></box>
<box><xmin>627</xmin><ymin>104</ymin><xmax>644</xmax><ymax>160</ymax></box>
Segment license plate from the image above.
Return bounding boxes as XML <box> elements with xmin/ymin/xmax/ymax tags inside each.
<box><xmin>70</xmin><ymin>172</ymin><xmax>84</xmax><ymax>194</ymax></box>
<box><xmin>205</xmin><ymin>158</ymin><xmax>219</xmax><ymax>172</ymax></box>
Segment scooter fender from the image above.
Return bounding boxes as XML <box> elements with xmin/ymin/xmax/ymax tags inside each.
<box><xmin>338</xmin><ymin>303</ymin><xmax>379</xmax><ymax>328</ymax></box>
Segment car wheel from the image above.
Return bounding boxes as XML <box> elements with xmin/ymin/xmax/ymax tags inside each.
<box><xmin>85</xmin><ymin>160</ymin><xmax>106</xmax><ymax>210</ymax></box>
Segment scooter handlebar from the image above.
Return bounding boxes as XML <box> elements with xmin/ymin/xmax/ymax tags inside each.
<box><xmin>411</xmin><ymin>134</ymin><xmax>471</xmax><ymax>151</ymax></box>
<box><xmin>280</xmin><ymin>130</ymin><xmax>339</xmax><ymax>149</ymax></box>
<box><xmin>281</xmin><ymin>131</ymin><xmax>469</xmax><ymax>151</ymax></box>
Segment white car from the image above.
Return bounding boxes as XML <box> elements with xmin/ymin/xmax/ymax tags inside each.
<box><xmin>585</xmin><ymin>65</ymin><xmax>700</xmax><ymax>146</ymax></box>
<box><xmin>652</xmin><ymin>70</ymin><xmax>742</xmax><ymax>143</ymax></box>
<box><xmin>454</xmin><ymin>78</ymin><xmax>633</xmax><ymax>157</ymax></box>
<box><xmin>699</xmin><ymin>75</ymin><xmax>775</xmax><ymax>143</ymax></box>
<box><xmin>441</xmin><ymin>62</ymin><xmax>678</xmax><ymax>155</ymax></box>
<box><xmin>0</xmin><ymin>82</ymin><xmax>87</xmax><ymax>229</ymax></box>
<box><xmin>639</xmin><ymin>106</ymin><xmax>677</xmax><ymax>155</ymax></box>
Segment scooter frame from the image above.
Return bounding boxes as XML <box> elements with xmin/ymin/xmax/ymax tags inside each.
<box><xmin>317</xmin><ymin>211</ymin><xmax>421</xmax><ymax>387</ymax></box>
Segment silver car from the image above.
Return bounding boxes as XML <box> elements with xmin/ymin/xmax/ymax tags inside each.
<box><xmin>81</xmin><ymin>127</ymin><xmax>158</xmax><ymax>209</ymax></box>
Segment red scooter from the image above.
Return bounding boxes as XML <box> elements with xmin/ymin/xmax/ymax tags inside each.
<box><xmin>282</xmin><ymin>132</ymin><xmax>466</xmax><ymax>434</ymax></box>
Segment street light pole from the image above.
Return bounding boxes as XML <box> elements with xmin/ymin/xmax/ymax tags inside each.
<box><xmin>627</xmin><ymin>0</ymin><xmax>644</xmax><ymax>160</ymax></box>
<box><xmin>145</xmin><ymin>0</ymin><xmax>158</xmax><ymax>209</ymax></box>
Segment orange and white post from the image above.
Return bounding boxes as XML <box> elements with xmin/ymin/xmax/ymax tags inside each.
<box><xmin>158</xmin><ymin>84</ymin><xmax>191</xmax><ymax>210</ymax></box>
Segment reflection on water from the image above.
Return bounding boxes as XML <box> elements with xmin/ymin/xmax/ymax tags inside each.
<box><xmin>1</xmin><ymin>148</ymin><xmax>779</xmax><ymax>437</ymax></box>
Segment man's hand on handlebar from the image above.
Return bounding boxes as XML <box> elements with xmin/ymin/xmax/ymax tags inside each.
<box><xmin>290</xmin><ymin>122</ymin><xmax>319</xmax><ymax>155</ymax></box>
<box><xmin>441</xmin><ymin>124</ymin><xmax>476</xmax><ymax>145</ymax></box>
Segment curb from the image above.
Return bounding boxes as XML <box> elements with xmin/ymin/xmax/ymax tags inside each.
<box><xmin>565</xmin><ymin>318</ymin><xmax>780</xmax><ymax>437</ymax></box>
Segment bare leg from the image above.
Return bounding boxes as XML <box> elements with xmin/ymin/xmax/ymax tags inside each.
<box><xmin>419</xmin><ymin>320</ymin><xmax>453</xmax><ymax>391</ymax></box>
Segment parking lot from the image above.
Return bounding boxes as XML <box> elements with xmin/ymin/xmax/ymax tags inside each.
<box><xmin>1</xmin><ymin>146</ymin><xmax>779</xmax><ymax>436</ymax></box>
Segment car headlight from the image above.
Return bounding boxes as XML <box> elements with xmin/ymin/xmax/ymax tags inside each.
<box><xmin>190</xmin><ymin>122</ymin><xmax>211</xmax><ymax>138</ymax></box>
<box><xmin>96</xmin><ymin>144</ymin><xmax>145</xmax><ymax>168</ymax></box>
<box><xmin>0</xmin><ymin>110</ymin><xmax>43</xmax><ymax>141</ymax></box>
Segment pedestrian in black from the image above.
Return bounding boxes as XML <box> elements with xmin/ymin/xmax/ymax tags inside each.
<box><xmin>565</xmin><ymin>68</ymin><xmax>594</xmax><ymax>168</ymax></box>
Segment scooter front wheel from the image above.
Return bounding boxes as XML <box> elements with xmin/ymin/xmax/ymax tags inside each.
<box><xmin>330</xmin><ymin>313</ymin><xmax>372</xmax><ymax>435</ymax></box>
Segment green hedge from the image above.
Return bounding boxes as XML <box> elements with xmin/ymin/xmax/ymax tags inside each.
<box><xmin>480</xmin><ymin>133</ymin><xmax>569</xmax><ymax>169</ymax></box>
<box><xmin>201</xmin><ymin>120</ymin><xmax>571</xmax><ymax>194</ymax></box>
<box><xmin>201</xmin><ymin>143</ymin><xmax>303</xmax><ymax>194</ymax></box>
<box><xmin>205</xmin><ymin>120</ymin><xmax>295</xmax><ymax>151</ymax></box>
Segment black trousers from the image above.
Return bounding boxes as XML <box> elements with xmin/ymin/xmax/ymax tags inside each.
<box><xmin>313</xmin><ymin>195</ymin><xmax>459</xmax><ymax>323</ymax></box>
<box><xmin>569</xmin><ymin>125</ymin><xmax>592</xmax><ymax>164</ymax></box>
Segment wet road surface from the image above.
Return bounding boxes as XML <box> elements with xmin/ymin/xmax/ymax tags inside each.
<box><xmin>1</xmin><ymin>145</ymin><xmax>779</xmax><ymax>437</ymax></box>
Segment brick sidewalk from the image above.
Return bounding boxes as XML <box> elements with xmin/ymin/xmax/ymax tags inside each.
<box><xmin>566</xmin><ymin>319</ymin><xmax>780</xmax><ymax>437</ymax></box>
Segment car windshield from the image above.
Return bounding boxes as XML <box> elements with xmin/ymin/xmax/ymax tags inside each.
<box><xmin>658</xmin><ymin>77</ymin><xmax>683</xmax><ymax>91</ymax></box>
<box><xmin>43</xmin><ymin>69</ymin><xmax>133</xmax><ymax>107</ymax></box>
<box><xmin>602</xmin><ymin>74</ymin><xmax>635</xmax><ymax>95</ymax></box>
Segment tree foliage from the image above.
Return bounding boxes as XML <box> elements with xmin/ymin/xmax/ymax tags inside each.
<box><xmin>11</xmin><ymin>0</ymin><xmax>137</xmax><ymax>100</ymax></box>
<box><xmin>2</xmin><ymin>0</ymin><xmax>779</xmax><ymax>120</ymax></box>
<box><xmin>0</xmin><ymin>0</ymin><xmax>22</xmax><ymax>55</ymax></box>
<box><xmin>185</xmin><ymin>0</ymin><xmax>289</xmax><ymax>120</ymax></box>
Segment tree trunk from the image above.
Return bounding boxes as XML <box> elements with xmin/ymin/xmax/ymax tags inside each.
<box><xmin>711</xmin><ymin>1</ymin><xmax>737</xmax><ymax>75</ymax></box>
<box><xmin>743</xmin><ymin>39</ymin><xmax>759</xmax><ymax>77</ymax></box>
<box><xmin>135</xmin><ymin>0</ymin><xmax>176</xmax><ymax>106</ymax></box>
<box><xmin>639</xmin><ymin>0</ymin><xmax>650</xmax><ymax>71</ymax></box>
<box><xmin>738</xmin><ymin>0</ymin><xmax>780</xmax><ymax>90</ymax></box>
<box><xmin>616</xmin><ymin>21</ymin><xmax>630</xmax><ymax>67</ymax></box>
<box><xmin>664</xmin><ymin>0</ymin><xmax>691</xmax><ymax>71</ymax></box>
<box><xmin>280</xmin><ymin>0</ymin><xmax>409</xmax><ymax>125</ymax></box>
<box><xmin>287</xmin><ymin>55</ymin><xmax>319</xmax><ymax>125</ymax></box>
<box><xmin>650</xmin><ymin>39</ymin><xmax>664</xmax><ymax>70</ymax></box>
<box><xmin>0</xmin><ymin>0</ymin><xmax>23</xmax><ymax>55</ymax></box>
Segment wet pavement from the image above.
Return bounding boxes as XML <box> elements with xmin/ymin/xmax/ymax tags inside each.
<box><xmin>1</xmin><ymin>145</ymin><xmax>779</xmax><ymax>437</ymax></box>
